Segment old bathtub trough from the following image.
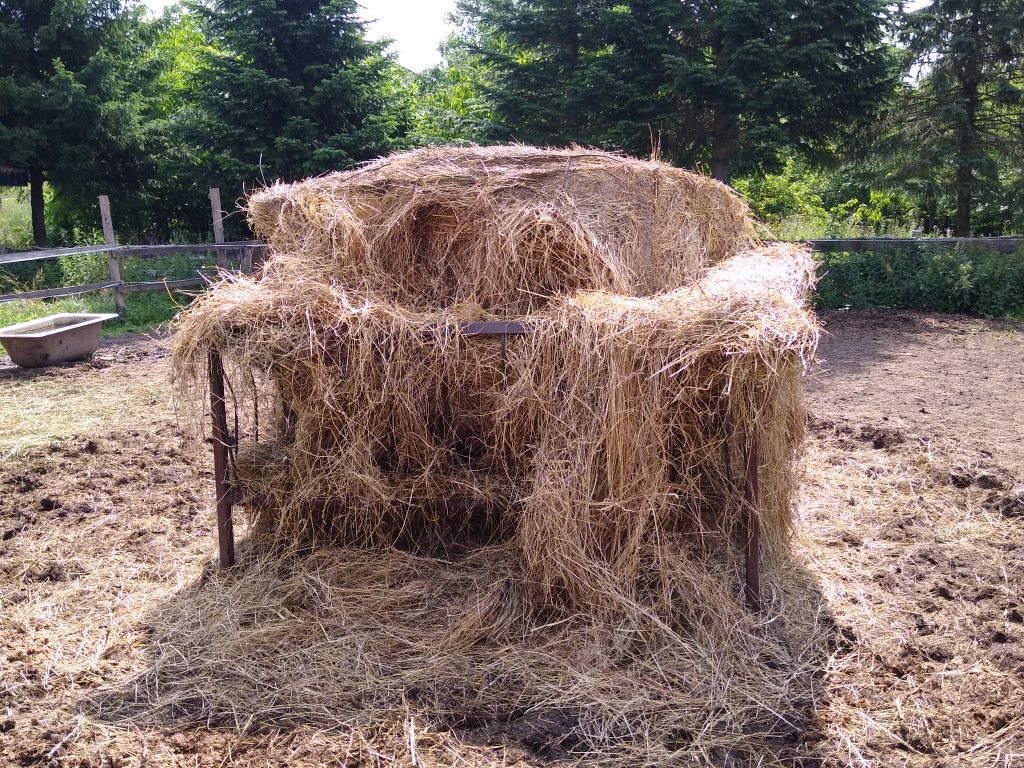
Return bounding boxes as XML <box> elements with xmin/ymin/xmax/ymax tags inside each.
<box><xmin>0</xmin><ymin>313</ymin><xmax>118</xmax><ymax>368</ymax></box>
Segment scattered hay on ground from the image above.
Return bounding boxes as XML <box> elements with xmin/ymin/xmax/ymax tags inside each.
<box><xmin>2</xmin><ymin>314</ymin><xmax>1022</xmax><ymax>766</ymax></box>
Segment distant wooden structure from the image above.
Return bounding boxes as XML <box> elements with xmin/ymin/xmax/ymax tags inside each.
<box><xmin>0</xmin><ymin>164</ymin><xmax>29</xmax><ymax>187</ymax></box>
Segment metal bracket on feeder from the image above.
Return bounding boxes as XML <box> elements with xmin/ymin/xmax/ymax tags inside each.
<box><xmin>209</xmin><ymin>349</ymin><xmax>236</xmax><ymax>568</ymax></box>
<box><xmin>743</xmin><ymin>431</ymin><xmax>761</xmax><ymax>612</ymax></box>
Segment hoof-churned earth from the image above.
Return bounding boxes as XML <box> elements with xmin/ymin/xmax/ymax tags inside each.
<box><xmin>1</xmin><ymin>311</ymin><xmax>1022</xmax><ymax>767</ymax></box>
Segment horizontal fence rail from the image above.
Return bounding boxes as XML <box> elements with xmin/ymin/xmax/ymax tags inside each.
<box><xmin>0</xmin><ymin>241</ymin><xmax>268</xmax><ymax>304</ymax></box>
<box><xmin>801</xmin><ymin>236</ymin><xmax>1024</xmax><ymax>253</ymax></box>
<box><xmin>0</xmin><ymin>244</ymin><xmax>120</xmax><ymax>266</ymax></box>
<box><xmin>1</xmin><ymin>189</ymin><xmax>1022</xmax><ymax>306</ymax></box>
<box><xmin>0</xmin><ymin>241</ymin><xmax>265</xmax><ymax>267</ymax></box>
<box><xmin>0</xmin><ymin>190</ymin><xmax>269</xmax><ymax>305</ymax></box>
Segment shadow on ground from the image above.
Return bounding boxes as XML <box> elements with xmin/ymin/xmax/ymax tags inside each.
<box><xmin>86</xmin><ymin>534</ymin><xmax>838</xmax><ymax>767</ymax></box>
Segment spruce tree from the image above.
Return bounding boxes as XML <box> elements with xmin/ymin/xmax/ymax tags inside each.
<box><xmin>454</xmin><ymin>0</ymin><xmax>673</xmax><ymax>157</ymax></box>
<box><xmin>901</xmin><ymin>0</ymin><xmax>1024</xmax><ymax>235</ymax></box>
<box><xmin>186</xmin><ymin>0</ymin><xmax>406</xmax><ymax>194</ymax></box>
<box><xmin>455</xmin><ymin>0</ymin><xmax>895</xmax><ymax>180</ymax></box>
<box><xmin>0</xmin><ymin>0</ymin><xmax>152</xmax><ymax>246</ymax></box>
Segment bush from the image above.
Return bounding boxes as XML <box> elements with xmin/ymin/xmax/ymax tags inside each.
<box><xmin>0</xmin><ymin>187</ymin><xmax>34</xmax><ymax>252</ymax></box>
<box><xmin>815</xmin><ymin>244</ymin><xmax>1024</xmax><ymax>319</ymax></box>
<box><xmin>733</xmin><ymin>159</ymin><xmax>918</xmax><ymax>239</ymax></box>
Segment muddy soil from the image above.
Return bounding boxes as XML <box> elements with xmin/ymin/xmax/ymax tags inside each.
<box><xmin>1</xmin><ymin>312</ymin><xmax>1022</xmax><ymax>767</ymax></box>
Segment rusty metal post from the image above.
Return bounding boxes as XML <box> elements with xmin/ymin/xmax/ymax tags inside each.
<box><xmin>209</xmin><ymin>349</ymin><xmax>235</xmax><ymax>567</ymax></box>
<box><xmin>743</xmin><ymin>431</ymin><xmax>761</xmax><ymax>611</ymax></box>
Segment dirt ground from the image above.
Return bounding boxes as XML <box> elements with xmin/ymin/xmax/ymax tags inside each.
<box><xmin>1</xmin><ymin>310</ymin><xmax>1022</xmax><ymax>767</ymax></box>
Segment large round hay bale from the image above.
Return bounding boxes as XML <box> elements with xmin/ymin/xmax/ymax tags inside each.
<box><xmin>246</xmin><ymin>145</ymin><xmax>757</xmax><ymax>314</ymax></box>
<box><xmin>172</xmin><ymin>147</ymin><xmax>818</xmax><ymax>619</ymax></box>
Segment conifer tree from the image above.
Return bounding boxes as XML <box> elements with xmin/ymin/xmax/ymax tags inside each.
<box><xmin>455</xmin><ymin>0</ymin><xmax>895</xmax><ymax>180</ymax></box>
<box><xmin>900</xmin><ymin>0</ymin><xmax>1024</xmax><ymax>235</ymax></box>
<box><xmin>0</xmin><ymin>0</ymin><xmax>152</xmax><ymax>246</ymax></box>
<box><xmin>186</xmin><ymin>0</ymin><xmax>407</xmax><ymax>194</ymax></box>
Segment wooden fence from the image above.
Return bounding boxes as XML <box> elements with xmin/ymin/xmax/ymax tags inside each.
<box><xmin>803</xmin><ymin>236</ymin><xmax>1024</xmax><ymax>253</ymax></box>
<box><xmin>2</xmin><ymin>190</ymin><xmax>1022</xmax><ymax>306</ymax></box>
<box><xmin>0</xmin><ymin>190</ymin><xmax>266</xmax><ymax>307</ymax></box>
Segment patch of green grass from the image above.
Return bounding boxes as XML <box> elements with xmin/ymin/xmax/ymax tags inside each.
<box><xmin>771</xmin><ymin>214</ymin><xmax>916</xmax><ymax>241</ymax></box>
<box><xmin>0</xmin><ymin>289</ymin><xmax>189</xmax><ymax>335</ymax></box>
<box><xmin>108</xmin><ymin>291</ymin><xmax>190</xmax><ymax>333</ymax></box>
<box><xmin>0</xmin><ymin>187</ymin><xmax>33</xmax><ymax>252</ymax></box>
<box><xmin>815</xmin><ymin>244</ymin><xmax>1024</xmax><ymax>319</ymax></box>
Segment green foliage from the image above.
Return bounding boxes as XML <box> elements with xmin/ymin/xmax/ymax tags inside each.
<box><xmin>0</xmin><ymin>290</ymin><xmax>184</xmax><ymax>335</ymax></box>
<box><xmin>876</xmin><ymin>0</ymin><xmax>1024</xmax><ymax>235</ymax></box>
<box><xmin>181</xmin><ymin>0</ymin><xmax>410</xmax><ymax>193</ymax></box>
<box><xmin>0</xmin><ymin>188</ymin><xmax>33</xmax><ymax>252</ymax></box>
<box><xmin>104</xmin><ymin>290</ymin><xmax>186</xmax><ymax>332</ymax></box>
<box><xmin>410</xmin><ymin>39</ymin><xmax>495</xmax><ymax>145</ymax></box>
<box><xmin>733</xmin><ymin>160</ymin><xmax>828</xmax><ymax>222</ymax></box>
<box><xmin>816</xmin><ymin>245</ymin><xmax>1024</xmax><ymax>319</ymax></box>
<box><xmin>1</xmin><ymin>245</ymin><xmax>211</xmax><ymax>307</ymax></box>
<box><xmin>3</xmin><ymin>0</ymin><xmax>1021</xmax><ymax>252</ymax></box>
<box><xmin>0</xmin><ymin>260</ymin><xmax>62</xmax><ymax>294</ymax></box>
<box><xmin>0</xmin><ymin>296</ymin><xmax>95</xmax><ymax>329</ymax></box>
<box><xmin>452</xmin><ymin>0</ymin><xmax>897</xmax><ymax>179</ymax></box>
<box><xmin>0</xmin><ymin>0</ymin><xmax>165</xmax><ymax>245</ymax></box>
<box><xmin>733</xmin><ymin>159</ymin><xmax>917</xmax><ymax>238</ymax></box>
<box><xmin>45</xmin><ymin>194</ymin><xmax>105</xmax><ymax>251</ymax></box>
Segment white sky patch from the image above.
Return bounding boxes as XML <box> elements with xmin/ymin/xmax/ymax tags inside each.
<box><xmin>361</xmin><ymin>0</ymin><xmax>456</xmax><ymax>72</ymax></box>
<box><xmin>143</xmin><ymin>0</ymin><xmax>456</xmax><ymax>73</ymax></box>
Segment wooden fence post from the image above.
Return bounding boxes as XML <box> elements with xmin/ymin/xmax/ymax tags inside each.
<box><xmin>240</xmin><ymin>245</ymin><xmax>253</xmax><ymax>276</ymax></box>
<box><xmin>210</xmin><ymin>187</ymin><xmax>228</xmax><ymax>270</ymax></box>
<box><xmin>98</xmin><ymin>195</ymin><xmax>124</xmax><ymax>313</ymax></box>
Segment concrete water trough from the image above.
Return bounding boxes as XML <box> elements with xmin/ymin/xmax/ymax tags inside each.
<box><xmin>0</xmin><ymin>313</ymin><xmax>118</xmax><ymax>368</ymax></box>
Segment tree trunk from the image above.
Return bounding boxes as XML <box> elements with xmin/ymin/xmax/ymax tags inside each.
<box><xmin>922</xmin><ymin>192</ymin><xmax>937</xmax><ymax>235</ymax></box>
<box><xmin>709</xmin><ymin>29</ymin><xmax>736</xmax><ymax>183</ymax></box>
<box><xmin>563</xmin><ymin>1</ymin><xmax>582</xmax><ymax>137</ymax></box>
<box><xmin>954</xmin><ymin>162</ymin><xmax>972</xmax><ymax>237</ymax></box>
<box><xmin>953</xmin><ymin>0</ymin><xmax>982</xmax><ymax>237</ymax></box>
<box><xmin>30</xmin><ymin>167</ymin><xmax>47</xmax><ymax>248</ymax></box>
<box><xmin>710</xmin><ymin>110</ymin><xmax>736</xmax><ymax>182</ymax></box>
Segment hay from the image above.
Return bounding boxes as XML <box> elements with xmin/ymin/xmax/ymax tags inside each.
<box><xmin>170</xmin><ymin>145</ymin><xmax>821</xmax><ymax>764</ymax></box>
<box><xmin>245</xmin><ymin>145</ymin><xmax>757</xmax><ymax>314</ymax></box>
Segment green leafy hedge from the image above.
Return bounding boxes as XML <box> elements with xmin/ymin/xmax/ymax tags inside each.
<box><xmin>815</xmin><ymin>244</ymin><xmax>1024</xmax><ymax>319</ymax></box>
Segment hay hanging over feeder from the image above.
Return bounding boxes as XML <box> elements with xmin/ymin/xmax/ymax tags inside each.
<box><xmin>170</xmin><ymin>145</ymin><xmax>822</xmax><ymax>764</ymax></box>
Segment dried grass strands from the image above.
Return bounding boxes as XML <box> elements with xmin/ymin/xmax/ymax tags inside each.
<box><xmin>173</xmin><ymin>250</ymin><xmax>817</xmax><ymax>635</ymax></box>
<box><xmin>246</xmin><ymin>145</ymin><xmax>757</xmax><ymax>315</ymax></box>
<box><xmin>169</xmin><ymin>146</ymin><xmax>822</xmax><ymax>766</ymax></box>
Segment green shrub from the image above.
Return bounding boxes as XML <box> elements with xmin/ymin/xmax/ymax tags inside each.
<box><xmin>733</xmin><ymin>159</ymin><xmax>918</xmax><ymax>239</ymax></box>
<box><xmin>815</xmin><ymin>244</ymin><xmax>1024</xmax><ymax>319</ymax></box>
<box><xmin>0</xmin><ymin>187</ymin><xmax>34</xmax><ymax>252</ymax></box>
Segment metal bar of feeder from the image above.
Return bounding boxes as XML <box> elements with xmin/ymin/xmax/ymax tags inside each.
<box><xmin>209</xmin><ymin>350</ymin><xmax>236</xmax><ymax>568</ymax></box>
<box><xmin>459</xmin><ymin>320</ymin><xmax>528</xmax><ymax>335</ymax></box>
<box><xmin>743</xmin><ymin>432</ymin><xmax>761</xmax><ymax>611</ymax></box>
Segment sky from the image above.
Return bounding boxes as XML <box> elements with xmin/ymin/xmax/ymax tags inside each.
<box><xmin>143</xmin><ymin>1</ymin><xmax>457</xmax><ymax>73</ymax></box>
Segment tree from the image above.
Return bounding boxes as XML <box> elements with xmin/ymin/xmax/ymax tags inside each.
<box><xmin>453</xmin><ymin>1</ymin><xmax>675</xmax><ymax>159</ymax></box>
<box><xmin>900</xmin><ymin>0</ymin><xmax>1024</xmax><ymax>235</ymax></box>
<box><xmin>454</xmin><ymin>0</ymin><xmax>895</xmax><ymax>180</ymax></box>
<box><xmin>659</xmin><ymin>0</ymin><xmax>895</xmax><ymax>180</ymax></box>
<box><xmin>410</xmin><ymin>38</ymin><xmax>495</xmax><ymax>146</ymax></box>
<box><xmin>0</xmin><ymin>0</ymin><xmax>153</xmax><ymax>246</ymax></box>
<box><xmin>183</xmin><ymin>0</ymin><xmax>408</xmax><ymax>197</ymax></box>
